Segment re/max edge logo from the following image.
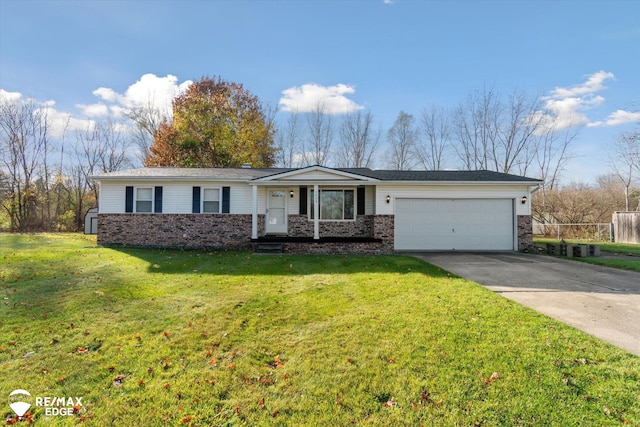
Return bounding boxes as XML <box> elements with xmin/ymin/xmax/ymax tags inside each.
<box><xmin>8</xmin><ymin>389</ymin><xmax>84</xmax><ymax>418</ymax></box>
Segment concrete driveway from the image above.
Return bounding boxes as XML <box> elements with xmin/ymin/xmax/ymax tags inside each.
<box><xmin>411</xmin><ymin>252</ymin><xmax>640</xmax><ymax>356</ymax></box>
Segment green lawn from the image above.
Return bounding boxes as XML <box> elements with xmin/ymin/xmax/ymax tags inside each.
<box><xmin>2</xmin><ymin>234</ymin><xmax>639</xmax><ymax>426</ymax></box>
<box><xmin>534</xmin><ymin>238</ymin><xmax>640</xmax><ymax>272</ymax></box>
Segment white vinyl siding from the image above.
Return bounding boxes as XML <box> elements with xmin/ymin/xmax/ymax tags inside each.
<box><xmin>98</xmin><ymin>181</ymin><xmax>249</xmax><ymax>214</ymax></box>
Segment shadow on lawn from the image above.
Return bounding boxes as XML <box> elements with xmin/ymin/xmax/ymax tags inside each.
<box><xmin>110</xmin><ymin>246</ymin><xmax>452</xmax><ymax>278</ymax></box>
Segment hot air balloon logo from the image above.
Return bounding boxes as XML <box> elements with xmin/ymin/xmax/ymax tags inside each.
<box><xmin>8</xmin><ymin>389</ymin><xmax>32</xmax><ymax>417</ymax></box>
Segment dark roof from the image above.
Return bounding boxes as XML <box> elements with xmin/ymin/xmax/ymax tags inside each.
<box><xmin>93</xmin><ymin>166</ymin><xmax>542</xmax><ymax>183</ymax></box>
<box><xmin>337</xmin><ymin>169</ymin><xmax>542</xmax><ymax>182</ymax></box>
<box><xmin>91</xmin><ymin>167</ymin><xmax>290</xmax><ymax>180</ymax></box>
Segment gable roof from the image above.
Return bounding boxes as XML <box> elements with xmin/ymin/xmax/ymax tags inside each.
<box><xmin>251</xmin><ymin>165</ymin><xmax>379</xmax><ymax>182</ymax></box>
<box><xmin>92</xmin><ymin>166</ymin><xmax>542</xmax><ymax>183</ymax></box>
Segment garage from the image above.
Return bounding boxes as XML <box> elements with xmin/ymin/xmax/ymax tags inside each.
<box><xmin>394</xmin><ymin>198</ymin><xmax>515</xmax><ymax>251</ymax></box>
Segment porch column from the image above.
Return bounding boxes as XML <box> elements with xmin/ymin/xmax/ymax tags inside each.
<box><xmin>251</xmin><ymin>185</ymin><xmax>258</xmax><ymax>239</ymax></box>
<box><xmin>313</xmin><ymin>184</ymin><xmax>319</xmax><ymax>240</ymax></box>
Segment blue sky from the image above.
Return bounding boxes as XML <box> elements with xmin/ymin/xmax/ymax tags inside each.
<box><xmin>1</xmin><ymin>0</ymin><xmax>638</xmax><ymax>182</ymax></box>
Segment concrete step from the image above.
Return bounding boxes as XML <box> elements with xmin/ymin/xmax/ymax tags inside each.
<box><xmin>255</xmin><ymin>243</ymin><xmax>284</xmax><ymax>254</ymax></box>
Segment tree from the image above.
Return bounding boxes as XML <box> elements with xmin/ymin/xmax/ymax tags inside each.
<box><xmin>386</xmin><ymin>111</ymin><xmax>418</xmax><ymax>170</ymax></box>
<box><xmin>0</xmin><ymin>95</ymin><xmax>51</xmax><ymax>231</ymax></box>
<box><xmin>609</xmin><ymin>128</ymin><xmax>640</xmax><ymax>210</ymax></box>
<box><xmin>335</xmin><ymin>111</ymin><xmax>380</xmax><ymax>168</ymax></box>
<box><xmin>303</xmin><ymin>103</ymin><xmax>333</xmax><ymax>166</ymax></box>
<box><xmin>274</xmin><ymin>110</ymin><xmax>303</xmax><ymax>168</ymax></box>
<box><xmin>416</xmin><ymin>105</ymin><xmax>450</xmax><ymax>170</ymax></box>
<box><xmin>452</xmin><ymin>87</ymin><xmax>547</xmax><ymax>174</ymax></box>
<box><xmin>126</xmin><ymin>100</ymin><xmax>168</xmax><ymax>165</ymax></box>
<box><xmin>70</xmin><ymin>119</ymin><xmax>132</xmax><ymax>228</ymax></box>
<box><xmin>145</xmin><ymin>76</ymin><xmax>276</xmax><ymax>168</ymax></box>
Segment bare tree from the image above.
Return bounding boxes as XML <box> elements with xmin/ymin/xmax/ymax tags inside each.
<box><xmin>74</xmin><ymin>118</ymin><xmax>131</xmax><ymax>204</ymax></box>
<box><xmin>335</xmin><ymin>111</ymin><xmax>380</xmax><ymax>168</ymax></box>
<box><xmin>274</xmin><ymin>110</ymin><xmax>303</xmax><ymax>168</ymax></box>
<box><xmin>534</xmin><ymin>122</ymin><xmax>579</xmax><ymax>193</ymax></box>
<box><xmin>125</xmin><ymin>100</ymin><xmax>168</xmax><ymax>166</ymax></box>
<box><xmin>304</xmin><ymin>103</ymin><xmax>333</xmax><ymax>166</ymax></box>
<box><xmin>416</xmin><ymin>105</ymin><xmax>450</xmax><ymax>170</ymax></box>
<box><xmin>0</xmin><ymin>95</ymin><xmax>50</xmax><ymax>231</ymax></box>
<box><xmin>609</xmin><ymin>128</ymin><xmax>640</xmax><ymax>210</ymax></box>
<box><xmin>452</xmin><ymin>86</ymin><xmax>501</xmax><ymax>171</ymax></box>
<box><xmin>386</xmin><ymin>111</ymin><xmax>418</xmax><ymax>170</ymax></box>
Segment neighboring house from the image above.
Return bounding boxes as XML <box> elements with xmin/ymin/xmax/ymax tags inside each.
<box><xmin>91</xmin><ymin>165</ymin><xmax>542</xmax><ymax>254</ymax></box>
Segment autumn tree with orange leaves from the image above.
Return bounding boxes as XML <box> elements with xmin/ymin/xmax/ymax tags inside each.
<box><xmin>145</xmin><ymin>76</ymin><xmax>276</xmax><ymax>168</ymax></box>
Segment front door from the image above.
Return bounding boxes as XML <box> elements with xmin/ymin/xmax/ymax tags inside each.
<box><xmin>266</xmin><ymin>190</ymin><xmax>287</xmax><ymax>234</ymax></box>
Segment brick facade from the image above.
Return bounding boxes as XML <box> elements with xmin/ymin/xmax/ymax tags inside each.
<box><xmin>287</xmin><ymin>215</ymin><xmax>374</xmax><ymax>238</ymax></box>
<box><xmin>98</xmin><ymin>214</ymin><xmax>253</xmax><ymax>250</ymax></box>
<box><xmin>98</xmin><ymin>213</ymin><xmax>395</xmax><ymax>254</ymax></box>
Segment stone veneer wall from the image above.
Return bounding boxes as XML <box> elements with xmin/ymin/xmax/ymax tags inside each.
<box><xmin>98</xmin><ymin>214</ymin><xmax>253</xmax><ymax>249</ymax></box>
<box><xmin>517</xmin><ymin>215</ymin><xmax>534</xmax><ymax>252</ymax></box>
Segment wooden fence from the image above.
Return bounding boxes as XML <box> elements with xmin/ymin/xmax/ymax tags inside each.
<box><xmin>612</xmin><ymin>212</ymin><xmax>640</xmax><ymax>244</ymax></box>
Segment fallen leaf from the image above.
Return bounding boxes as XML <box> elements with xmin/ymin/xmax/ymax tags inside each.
<box><xmin>383</xmin><ymin>399</ymin><xmax>395</xmax><ymax>407</ymax></box>
<box><xmin>112</xmin><ymin>375</ymin><xmax>125</xmax><ymax>387</ymax></box>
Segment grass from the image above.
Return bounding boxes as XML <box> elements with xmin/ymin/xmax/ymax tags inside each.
<box><xmin>534</xmin><ymin>238</ymin><xmax>640</xmax><ymax>272</ymax></box>
<box><xmin>1</xmin><ymin>233</ymin><xmax>639</xmax><ymax>426</ymax></box>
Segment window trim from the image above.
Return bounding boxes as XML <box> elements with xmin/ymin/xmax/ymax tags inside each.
<box><xmin>134</xmin><ymin>187</ymin><xmax>154</xmax><ymax>213</ymax></box>
<box><xmin>201</xmin><ymin>187</ymin><xmax>222</xmax><ymax>214</ymax></box>
<box><xmin>308</xmin><ymin>187</ymin><xmax>357</xmax><ymax>222</ymax></box>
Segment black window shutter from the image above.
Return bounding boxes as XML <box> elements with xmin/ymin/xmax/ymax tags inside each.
<box><xmin>125</xmin><ymin>186</ymin><xmax>134</xmax><ymax>213</ymax></box>
<box><xmin>299</xmin><ymin>186</ymin><xmax>307</xmax><ymax>215</ymax></box>
<box><xmin>357</xmin><ymin>187</ymin><xmax>365</xmax><ymax>215</ymax></box>
<box><xmin>222</xmin><ymin>186</ymin><xmax>230</xmax><ymax>213</ymax></box>
<box><xmin>154</xmin><ymin>186</ymin><xmax>163</xmax><ymax>213</ymax></box>
<box><xmin>192</xmin><ymin>187</ymin><xmax>201</xmax><ymax>213</ymax></box>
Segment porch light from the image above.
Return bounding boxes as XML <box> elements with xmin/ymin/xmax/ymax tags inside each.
<box><xmin>290</xmin><ymin>190</ymin><xmax>294</xmax><ymax>198</ymax></box>
<box><xmin>386</xmin><ymin>195</ymin><xmax>391</xmax><ymax>204</ymax></box>
<box><xmin>521</xmin><ymin>195</ymin><xmax>528</xmax><ymax>205</ymax></box>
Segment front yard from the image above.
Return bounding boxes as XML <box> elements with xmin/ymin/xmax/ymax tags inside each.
<box><xmin>1</xmin><ymin>234</ymin><xmax>639</xmax><ymax>425</ymax></box>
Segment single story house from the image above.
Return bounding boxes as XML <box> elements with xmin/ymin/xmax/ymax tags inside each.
<box><xmin>91</xmin><ymin>165</ymin><xmax>542</xmax><ymax>254</ymax></box>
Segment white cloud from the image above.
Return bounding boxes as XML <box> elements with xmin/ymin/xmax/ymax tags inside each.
<box><xmin>550</xmin><ymin>70</ymin><xmax>615</xmax><ymax>98</ymax></box>
<box><xmin>93</xmin><ymin>73</ymin><xmax>192</xmax><ymax>114</ymax></box>
<box><xmin>92</xmin><ymin>87</ymin><xmax>119</xmax><ymax>103</ymax></box>
<box><xmin>0</xmin><ymin>89</ymin><xmax>24</xmax><ymax>102</ymax></box>
<box><xmin>279</xmin><ymin>83</ymin><xmax>364</xmax><ymax>115</ymax></box>
<box><xmin>76</xmin><ymin>103</ymin><xmax>109</xmax><ymax>117</ymax></box>
<box><xmin>536</xmin><ymin>71</ymin><xmax>637</xmax><ymax>130</ymax></box>
<box><xmin>588</xmin><ymin>109</ymin><xmax>640</xmax><ymax>127</ymax></box>
<box><xmin>37</xmin><ymin>105</ymin><xmax>95</xmax><ymax>138</ymax></box>
<box><xmin>0</xmin><ymin>73</ymin><xmax>192</xmax><ymax>139</ymax></box>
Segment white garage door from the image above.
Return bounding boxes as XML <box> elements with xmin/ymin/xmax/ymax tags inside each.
<box><xmin>395</xmin><ymin>199</ymin><xmax>514</xmax><ymax>251</ymax></box>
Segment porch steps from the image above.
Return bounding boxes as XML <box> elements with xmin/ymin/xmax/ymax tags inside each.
<box><xmin>254</xmin><ymin>242</ymin><xmax>285</xmax><ymax>254</ymax></box>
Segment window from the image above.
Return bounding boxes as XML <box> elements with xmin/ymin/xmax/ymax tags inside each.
<box><xmin>203</xmin><ymin>188</ymin><xmax>221</xmax><ymax>213</ymax></box>
<box><xmin>310</xmin><ymin>189</ymin><xmax>355</xmax><ymax>220</ymax></box>
<box><xmin>135</xmin><ymin>188</ymin><xmax>153</xmax><ymax>213</ymax></box>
